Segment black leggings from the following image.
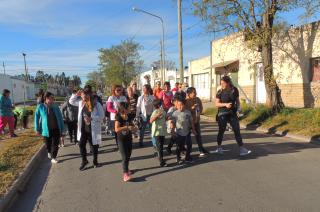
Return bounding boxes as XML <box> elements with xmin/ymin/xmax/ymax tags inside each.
<box><xmin>67</xmin><ymin>121</ymin><xmax>77</xmax><ymax>142</ymax></box>
<box><xmin>194</xmin><ymin>122</ymin><xmax>207</xmax><ymax>153</ymax></box>
<box><xmin>155</xmin><ymin>136</ymin><xmax>165</xmax><ymax>163</ymax></box>
<box><xmin>118</xmin><ymin>134</ymin><xmax>133</xmax><ymax>173</ymax></box>
<box><xmin>110</xmin><ymin>120</ymin><xmax>118</xmax><ymax>147</ymax></box>
<box><xmin>44</xmin><ymin>129</ymin><xmax>60</xmax><ymax>159</ymax></box>
<box><xmin>79</xmin><ymin>131</ymin><xmax>99</xmax><ymax>164</ymax></box>
<box><xmin>217</xmin><ymin>114</ymin><xmax>243</xmax><ymax>146</ymax></box>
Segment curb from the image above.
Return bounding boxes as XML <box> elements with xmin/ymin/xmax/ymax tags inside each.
<box><xmin>201</xmin><ymin>115</ymin><xmax>320</xmax><ymax>143</ymax></box>
<box><xmin>0</xmin><ymin>144</ymin><xmax>46</xmax><ymax>212</ymax></box>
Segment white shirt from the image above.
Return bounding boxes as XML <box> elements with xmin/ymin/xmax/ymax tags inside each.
<box><xmin>107</xmin><ymin>95</ymin><xmax>127</xmax><ymax>120</ymax></box>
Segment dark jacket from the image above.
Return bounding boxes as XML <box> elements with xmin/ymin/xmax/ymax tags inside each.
<box><xmin>61</xmin><ymin>97</ymin><xmax>79</xmax><ymax>122</ymax></box>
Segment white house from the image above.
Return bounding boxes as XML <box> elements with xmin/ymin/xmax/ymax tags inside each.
<box><xmin>137</xmin><ymin>68</ymin><xmax>190</xmax><ymax>89</ymax></box>
<box><xmin>0</xmin><ymin>74</ymin><xmax>36</xmax><ymax>103</ymax></box>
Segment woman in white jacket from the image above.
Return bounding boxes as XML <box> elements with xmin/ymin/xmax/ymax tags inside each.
<box><xmin>136</xmin><ymin>84</ymin><xmax>154</xmax><ymax>147</ymax></box>
<box><xmin>69</xmin><ymin>91</ymin><xmax>105</xmax><ymax>171</ymax></box>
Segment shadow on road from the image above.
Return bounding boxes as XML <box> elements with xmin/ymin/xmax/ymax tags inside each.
<box><xmin>9</xmin><ymin>160</ymin><xmax>52</xmax><ymax>212</ymax></box>
<box><xmin>130</xmin><ymin>133</ymin><xmax>320</xmax><ymax>182</ymax></box>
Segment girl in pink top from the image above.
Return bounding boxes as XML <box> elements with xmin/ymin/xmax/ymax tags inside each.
<box><xmin>107</xmin><ymin>85</ymin><xmax>127</xmax><ymax>147</ymax></box>
<box><xmin>161</xmin><ymin>82</ymin><xmax>173</xmax><ymax>112</ymax></box>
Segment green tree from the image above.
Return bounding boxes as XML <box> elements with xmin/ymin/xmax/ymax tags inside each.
<box><xmin>99</xmin><ymin>39</ymin><xmax>143</xmax><ymax>88</ymax></box>
<box><xmin>193</xmin><ymin>0</ymin><xmax>319</xmax><ymax>111</ymax></box>
<box><xmin>87</xmin><ymin>71</ymin><xmax>105</xmax><ymax>89</ymax></box>
<box><xmin>85</xmin><ymin>80</ymin><xmax>97</xmax><ymax>90</ymax></box>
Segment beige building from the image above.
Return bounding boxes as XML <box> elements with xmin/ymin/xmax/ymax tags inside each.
<box><xmin>189</xmin><ymin>21</ymin><xmax>320</xmax><ymax>107</ymax></box>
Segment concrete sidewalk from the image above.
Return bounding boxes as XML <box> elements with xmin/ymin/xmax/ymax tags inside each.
<box><xmin>10</xmin><ymin>119</ymin><xmax>320</xmax><ymax>212</ymax></box>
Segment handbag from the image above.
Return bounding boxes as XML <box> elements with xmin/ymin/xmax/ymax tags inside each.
<box><xmin>217</xmin><ymin>110</ymin><xmax>234</xmax><ymax>117</ymax></box>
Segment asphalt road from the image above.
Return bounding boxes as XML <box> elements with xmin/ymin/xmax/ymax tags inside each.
<box><xmin>10</xmin><ymin>120</ymin><xmax>320</xmax><ymax>212</ymax></box>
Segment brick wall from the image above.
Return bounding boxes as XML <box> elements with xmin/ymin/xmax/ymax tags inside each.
<box><xmin>240</xmin><ymin>83</ymin><xmax>320</xmax><ymax>108</ymax></box>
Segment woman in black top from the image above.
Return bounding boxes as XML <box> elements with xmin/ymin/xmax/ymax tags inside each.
<box><xmin>115</xmin><ymin>102</ymin><xmax>137</xmax><ymax>182</ymax></box>
<box><xmin>215</xmin><ymin>76</ymin><xmax>251</xmax><ymax>156</ymax></box>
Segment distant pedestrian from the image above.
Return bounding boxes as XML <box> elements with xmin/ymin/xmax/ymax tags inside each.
<box><xmin>36</xmin><ymin>89</ymin><xmax>44</xmax><ymax>105</ymax></box>
<box><xmin>35</xmin><ymin>92</ymin><xmax>64</xmax><ymax>164</ymax></box>
<box><xmin>13</xmin><ymin>106</ymin><xmax>32</xmax><ymax>129</ymax></box>
<box><xmin>131</xmin><ymin>81</ymin><xmax>141</xmax><ymax>96</ymax></box>
<box><xmin>69</xmin><ymin>91</ymin><xmax>105</xmax><ymax>170</ymax></box>
<box><xmin>107</xmin><ymin>85</ymin><xmax>128</xmax><ymax>148</ymax></box>
<box><xmin>215</xmin><ymin>75</ymin><xmax>251</xmax><ymax>156</ymax></box>
<box><xmin>0</xmin><ymin>89</ymin><xmax>17</xmax><ymax>138</ymax></box>
<box><xmin>173</xmin><ymin>83</ymin><xmax>186</xmax><ymax>100</ymax></box>
<box><xmin>153</xmin><ymin>81</ymin><xmax>163</xmax><ymax>100</ymax></box>
<box><xmin>150</xmin><ymin>99</ymin><xmax>168</xmax><ymax>167</ymax></box>
<box><xmin>171</xmin><ymin>82</ymin><xmax>180</xmax><ymax>96</ymax></box>
<box><xmin>61</xmin><ymin>90</ymin><xmax>79</xmax><ymax>144</ymax></box>
<box><xmin>126</xmin><ymin>86</ymin><xmax>138</xmax><ymax>120</ymax></box>
<box><xmin>186</xmin><ymin>87</ymin><xmax>209</xmax><ymax>157</ymax></box>
<box><xmin>161</xmin><ymin>81</ymin><xmax>173</xmax><ymax>112</ymax></box>
<box><xmin>115</xmin><ymin>102</ymin><xmax>138</xmax><ymax>182</ymax></box>
<box><xmin>136</xmin><ymin>84</ymin><xmax>154</xmax><ymax>147</ymax></box>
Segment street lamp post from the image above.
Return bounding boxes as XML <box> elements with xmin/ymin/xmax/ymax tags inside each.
<box><xmin>22</xmin><ymin>53</ymin><xmax>28</xmax><ymax>82</ymax></box>
<box><xmin>22</xmin><ymin>53</ymin><xmax>28</xmax><ymax>107</ymax></box>
<box><xmin>132</xmin><ymin>7</ymin><xmax>166</xmax><ymax>84</ymax></box>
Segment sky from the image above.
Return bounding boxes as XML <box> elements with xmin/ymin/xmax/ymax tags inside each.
<box><xmin>0</xmin><ymin>0</ymin><xmax>319</xmax><ymax>85</ymax></box>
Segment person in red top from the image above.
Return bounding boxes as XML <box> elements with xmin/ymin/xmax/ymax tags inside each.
<box><xmin>153</xmin><ymin>81</ymin><xmax>163</xmax><ymax>100</ymax></box>
<box><xmin>161</xmin><ymin>82</ymin><xmax>173</xmax><ymax>112</ymax></box>
<box><xmin>171</xmin><ymin>82</ymin><xmax>180</xmax><ymax>96</ymax></box>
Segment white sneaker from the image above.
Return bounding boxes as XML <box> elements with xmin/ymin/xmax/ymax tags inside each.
<box><xmin>51</xmin><ymin>158</ymin><xmax>59</xmax><ymax>164</ymax></box>
<box><xmin>61</xmin><ymin>144</ymin><xmax>65</xmax><ymax>147</ymax></box>
<box><xmin>213</xmin><ymin>147</ymin><xmax>224</xmax><ymax>155</ymax></box>
<box><xmin>48</xmin><ymin>153</ymin><xmax>52</xmax><ymax>159</ymax></box>
<box><xmin>240</xmin><ymin>147</ymin><xmax>252</xmax><ymax>156</ymax></box>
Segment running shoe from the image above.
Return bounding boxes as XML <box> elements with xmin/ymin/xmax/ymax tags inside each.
<box><xmin>93</xmin><ymin>163</ymin><xmax>101</xmax><ymax>168</ymax></box>
<box><xmin>176</xmin><ymin>158</ymin><xmax>184</xmax><ymax>165</ymax></box>
<box><xmin>240</xmin><ymin>147</ymin><xmax>252</xmax><ymax>156</ymax></box>
<box><xmin>160</xmin><ymin>161</ymin><xmax>168</xmax><ymax>167</ymax></box>
<box><xmin>10</xmin><ymin>134</ymin><xmax>18</xmax><ymax>138</ymax></box>
<box><xmin>185</xmin><ymin>157</ymin><xmax>194</xmax><ymax>164</ymax></box>
<box><xmin>213</xmin><ymin>147</ymin><xmax>224</xmax><ymax>155</ymax></box>
<box><xmin>79</xmin><ymin>160</ymin><xmax>89</xmax><ymax>171</ymax></box>
<box><xmin>51</xmin><ymin>158</ymin><xmax>59</xmax><ymax>164</ymax></box>
<box><xmin>47</xmin><ymin>153</ymin><xmax>52</xmax><ymax>159</ymax></box>
<box><xmin>123</xmin><ymin>173</ymin><xmax>131</xmax><ymax>182</ymax></box>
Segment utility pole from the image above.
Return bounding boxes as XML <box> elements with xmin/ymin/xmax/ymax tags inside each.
<box><xmin>22</xmin><ymin>53</ymin><xmax>28</xmax><ymax>82</ymax></box>
<box><xmin>160</xmin><ymin>39</ymin><xmax>164</xmax><ymax>83</ymax></box>
<box><xmin>178</xmin><ymin>0</ymin><xmax>184</xmax><ymax>83</ymax></box>
<box><xmin>2</xmin><ymin>62</ymin><xmax>5</xmax><ymax>75</ymax></box>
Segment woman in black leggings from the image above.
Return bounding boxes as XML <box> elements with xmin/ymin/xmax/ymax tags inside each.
<box><xmin>215</xmin><ymin>76</ymin><xmax>251</xmax><ymax>156</ymax></box>
<box><xmin>115</xmin><ymin>102</ymin><xmax>138</xmax><ymax>182</ymax></box>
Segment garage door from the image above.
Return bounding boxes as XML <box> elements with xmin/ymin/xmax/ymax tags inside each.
<box><xmin>192</xmin><ymin>73</ymin><xmax>210</xmax><ymax>100</ymax></box>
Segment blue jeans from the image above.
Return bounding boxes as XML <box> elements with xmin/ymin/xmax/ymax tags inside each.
<box><xmin>139</xmin><ymin>115</ymin><xmax>151</xmax><ymax>145</ymax></box>
<box><xmin>151</xmin><ymin>137</ymin><xmax>156</xmax><ymax>147</ymax></box>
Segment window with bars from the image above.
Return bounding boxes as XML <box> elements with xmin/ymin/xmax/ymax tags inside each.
<box><xmin>311</xmin><ymin>57</ymin><xmax>320</xmax><ymax>82</ymax></box>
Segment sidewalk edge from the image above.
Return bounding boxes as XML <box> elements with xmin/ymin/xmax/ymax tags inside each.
<box><xmin>0</xmin><ymin>144</ymin><xmax>46</xmax><ymax>212</ymax></box>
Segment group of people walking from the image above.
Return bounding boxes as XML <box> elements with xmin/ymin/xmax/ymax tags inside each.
<box><xmin>32</xmin><ymin>75</ymin><xmax>251</xmax><ymax>182</ymax></box>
